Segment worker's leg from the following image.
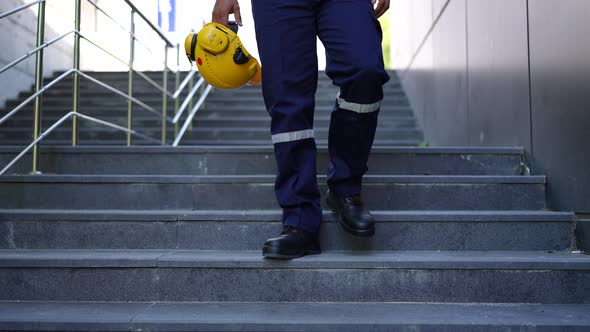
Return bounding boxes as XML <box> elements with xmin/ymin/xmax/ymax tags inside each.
<box><xmin>317</xmin><ymin>0</ymin><xmax>390</xmax><ymax>197</ymax></box>
<box><xmin>251</xmin><ymin>0</ymin><xmax>321</xmax><ymax>234</ymax></box>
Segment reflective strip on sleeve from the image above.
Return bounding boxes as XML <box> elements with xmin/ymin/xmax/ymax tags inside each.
<box><xmin>337</xmin><ymin>96</ymin><xmax>383</xmax><ymax>113</ymax></box>
<box><xmin>271</xmin><ymin>129</ymin><xmax>315</xmax><ymax>144</ymax></box>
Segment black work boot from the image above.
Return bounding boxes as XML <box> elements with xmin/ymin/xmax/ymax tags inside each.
<box><xmin>262</xmin><ymin>226</ymin><xmax>321</xmax><ymax>259</ymax></box>
<box><xmin>326</xmin><ymin>189</ymin><xmax>375</xmax><ymax>237</ymax></box>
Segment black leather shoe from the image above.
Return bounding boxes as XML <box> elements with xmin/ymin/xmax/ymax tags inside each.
<box><xmin>262</xmin><ymin>226</ymin><xmax>321</xmax><ymax>259</ymax></box>
<box><xmin>326</xmin><ymin>189</ymin><xmax>375</xmax><ymax>237</ymax></box>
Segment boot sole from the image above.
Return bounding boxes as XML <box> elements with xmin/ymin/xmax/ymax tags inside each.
<box><xmin>326</xmin><ymin>196</ymin><xmax>376</xmax><ymax>238</ymax></box>
<box><xmin>262</xmin><ymin>246</ymin><xmax>322</xmax><ymax>259</ymax></box>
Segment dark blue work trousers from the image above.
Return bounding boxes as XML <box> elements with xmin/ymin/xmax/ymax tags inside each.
<box><xmin>251</xmin><ymin>0</ymin><xmax>390</xmax><ymax>234</ymax></box>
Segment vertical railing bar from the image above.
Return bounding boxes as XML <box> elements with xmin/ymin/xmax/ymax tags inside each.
<box><xmin>162</xmin><ymin>46</ymin><xmax>169</xmax><ymax>145</ymax></box>
<box><xmin>174</xmin><ymin>44</ymin><xmax>180</xmax><ymax>138</ymax></box>
<box><xmin>31</xmin><ymin>0</ymin><xmax>46</xmax><ymax>174</ymax></box>
<box><xmin>127</xmin><ymin>9</ymin><xmax>135</xmax><ymax>146</ymax></box>
<box><xmin>188</xmin><ymin>74</ymin><xmax>194</xmax><ymax>113</ymax></box>
<box><xmin>71</xmin><ymin>0</ymin><xmax>81</xmax><ymax>146</ymax></box>
<box><xmin>188</xmin><ymin>73</ymin><xmax>194</xmax><ymax>130</ymax></box>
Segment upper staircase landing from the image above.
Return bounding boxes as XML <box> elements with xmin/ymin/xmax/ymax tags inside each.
<box><xmin>0</xmin><ymin>70</ymin><xmax>422</xmax><ymax>146</ymax></box>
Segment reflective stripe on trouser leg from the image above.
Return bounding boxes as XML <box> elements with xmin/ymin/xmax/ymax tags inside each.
<box><xmin>336</xmin><ymin>95</ymin><xmax>383</xmax><ymax>114</ymax></box>
<box><xmin>317</xmin><ymin>0</ymin><xmax>390</xmax><ymax>197</ymax></box>
<box><xmin>271</xmin><ymin>129</ymin><xmax>314</xmax><ymax>144</ymax></box>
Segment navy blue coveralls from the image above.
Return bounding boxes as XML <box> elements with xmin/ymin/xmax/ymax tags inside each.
<box><xmin>251</xmin><ymin>0</ymin><xmax>390</xmax><ymax>234</ymax></box>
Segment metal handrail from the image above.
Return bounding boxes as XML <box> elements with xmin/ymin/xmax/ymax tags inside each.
<box><xmin>174</xmin><ymin>77</ymin><xmax>205</xmax><ymax>123</ymax></box>
<box><xmin>173</xmin><ymin>70</ymin><xmax>197</xmax><ymax>99</ymax></box>
<box><xmin>0</xmin><ymin>69</ymin><xmax>173</xmax><ymax>125</ymax></box>
<box><xmin>0</xmin><ymin>30</ymin><xmax>74</xmax><ymax>75</ymax></box>
<box><xmin>78</xmin><ymin>31</ymin><xmax>175</xmax><ymax>98</ymax></box>
<box><xmin>0</xmin><ymin>0</ymin><xmax>43</xmax><ymax>19</ymax></box>
<box><xmin>0</xmin><ymin>0</ymin><xmax>214</xmax><ymax>175</ymax></box>
<box><xmin>123</xmin><ymin>0</ymin><xmax>174</xmax><ymax>47</ymax></box>
<box><xmin>84</xmin><ymin>0</ymin><xmax>170</xmax><ymax>73</ymax></box>
<box><xmin>76</xmin><ymin>70</ymin><xmax>174</xmax><ymax>122</ymax></box>
<box><xmin>0</xmin><ymin>69</ymin><xmax>75</xmax><ymax>126</ymax></box>
<box><xmin>0</xmin><ymin>111</ymin><xmax>161</xmax><ymax>176</ymax></box>
<box><xmin>173</xmin><ymin>84</ymin><xmax>213</xmax><ymax>146</ymax></box>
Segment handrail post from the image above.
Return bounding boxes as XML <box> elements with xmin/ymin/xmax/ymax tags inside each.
<box><xmin>161</xmin><ymin>46</ymin><xmax>168</xmax><ymax>145</ymax></box>
<box><xmin>195</xmin><ymin>72</ymin><xmax>207</xmax><ymax>128</ymax></box>
<box><xmin>174</xmin><ymin>44</ymin><xmax>180</xmax><ymax>138</ymax></box>
<box><xmin>31</xmin><ymin>0</ymin><xmax>46</xmax><ymax>174</ymax></box>
<box><xmin>188</xmin><ymin>71</ymin><xmax>194</xmax><ymax>130</ymax></box>
<box><xmin>127</xmin><ymin>9</ymin><xmax>135</xmax><ymax>146</ymax></box>
<box><xmin>72</xmin><ymin>0</ymin><xmax>81</xmax><ymax>146</ymax></box>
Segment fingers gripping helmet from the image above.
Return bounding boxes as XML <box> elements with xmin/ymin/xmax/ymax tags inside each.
<box><xmin>185</xmin><ymin>22</ymin><xmax>262</xmax><ymax>90</ymax></box>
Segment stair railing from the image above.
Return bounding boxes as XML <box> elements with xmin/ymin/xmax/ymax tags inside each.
<box><xmin>0</xmin><ymin>0</ymin><xmax>214</xmax><ymax>176</ymax></box>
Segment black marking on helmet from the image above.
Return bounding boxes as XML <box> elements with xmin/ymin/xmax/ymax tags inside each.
<box><xmin>189</xmin><ymin>33</ymin><xmax>198</xmax><ymax>61</ymax></box>
<box><xmin>215</xmin><ymin>26</ymin><xmax>229</xmax><ymax>34</ymax></box>
<box><xmin>233</xmin><ymin>46</ymin><xmax>250</xmax><ymax>65</ymax></box>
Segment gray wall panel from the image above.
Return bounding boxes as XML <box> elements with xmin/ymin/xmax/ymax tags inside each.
<box><xmin>466</xmin><ymin>0</ymin><xmax>531</xmax><ymax>149</ymax></box>
<box><xmin>396</xmin><ymin>0</ymin><xmax>590</xmax><ymax>213</ymax></box>
<box><xmin>400</xmin><ymin>48</ymin><xmax>434</xmax><ymax>136</ymax></box>
<box><xmin>528</xmin><ymin>0</ymin><xmax>590</xmax><ymax>212</ymax></box>
<box><xmin>428</xmin><ymin>0</ymin><xmax>468</xmax><ymax>145</ymax></box>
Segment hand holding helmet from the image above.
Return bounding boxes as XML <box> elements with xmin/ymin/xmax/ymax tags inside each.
<box><xmin>184</xmin><ymin>22</ymin><xmax>261</xmax><ymax>90</ymax></box>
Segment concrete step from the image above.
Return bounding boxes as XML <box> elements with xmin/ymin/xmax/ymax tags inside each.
<box><xmin>203</xmin><ymin>94</ymin><xmax>408</xmax><ymax>103</ymax></box>
<box><xmin>22</xmin><ymin>82</ymin><xmax>402</xmax><ymax>100</ymax></box>
<box><xmin>0</xmin><ymin>174</ymin><xmax>546</xmax><ymax>210</ymax></box>
<box><xmin>1</xmin><ymin>301</ymin><xmax>589</xmax><ymax>331</ymax></box>
<box><xmin>0</xmin><ymin>138</ymin><xmax>423</xmax><ymax>147</ymax></box>
<box><xmin>4</xmin><ymin>104</ymin><xmax>415</xmax><ymax>115</ymax></box>
<box><xmin>4</xmin><ymin>98</ymin><xmax>410</xmax><ymax>110</ymax></box>
<box><xmin>0</xmin><ymin>210</ymin><xmax>573</xmax><ymax>251</ymax></box>
<box><xmin>2</xmin><ymin>115</ymin><xmax>419</xmax><ymax>129</ymax></box>
<box><xmin>0</xmin><ymin>146</ymin><xmax>524</xmax><ymax>175</ymax></box>
<box><xmin>0</xmin><ymin>250</ymin><xmax>588</xmax><ymax>303</ymax></box>
<box><xmin>43</xmin><ymin>70</ymin><xmax>400</xmax><ymax>83</ymax></box>
<box><xmin>0</xmin><ymin>126</ymin><xmax>423</xmax><ymax>142</ymax></box>
<box><xmin>25</xmin><ymin>85</ymin><xmax>404</xmax><ymax>102</ymax></box>
<box><xmin>194</xmin><ymin>107</ymin><xmax>415</xmax><ymax>118</ymax></box>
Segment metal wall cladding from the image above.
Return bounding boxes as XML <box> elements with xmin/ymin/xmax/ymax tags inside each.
<box><xmin>429</xmin><ymin>0</ymin><xmax>468</xmax><ymax>145</ymax></box>
<box><xmin>528</xmin><ymin>0</ymin><xmax>590</xmax><ymax>212</ymax></box>
<box><xmin>394</xmin><ymin>0</ymin><xmax>590</xmax><ymax>212</ymax></box>
<box><xmin>466</xmin><ymin>0</ymin><xmax>531</xmax><ymax>149</ymax></box>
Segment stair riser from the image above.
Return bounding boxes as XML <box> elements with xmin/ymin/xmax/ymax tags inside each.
<box><xmin>0</xmin><ymin>268</ymin><xmax>586</xmax><ymax>303</ymax></box>
<box><xmin>5</xmin><ymin>105</ymin><xmax>415</xmax><ymax>115</ymax></box>
<box><xmin>1</xmin><ymin>302</ymin><xmax>589</xmax><ymax>332</ymax></box>
<box><xmin>0</xmin><ymin>151</ymin><xmax>522</xmax><ymax>175</ymax></box>
<box><xmin>0</xmin><ymin>129</ymin><xmax>423</xmax><ymax>142</ymax></box>
<box><xmin>0</xmin><ymin>139</ymin><xmax>423</xmax><ymax>146</ymax></box>
<box><xmin>30</xmin><ymin>89</ymin><xmax>406</xmax><ymax>99</ymax></box>
<box><xmin>6</xmin><ymin>95</ymin><xmax>409</xmax><ymax>110</ymax></box>
<box><xmin>24</xmin><ymin>86</ymin><xmax>402</xmax><ymax>100</ymax></box>
<box><xmin>0</xmin><ymin>182</ymin><xmax>546</xmax><ymax>210</ymax></box>
<box><xmin>2</xmin><ymin>118</ymin><xmax>420</xmax><ymax>130</ymax></box>
<box><xmin>39</xmin><ymin>77</ymin><xmax>401</xmax><ymax>87</ymax></box>
<box><xmin>0</xmin><ymin>220</ymin><xmax>571</xmax><ymax>251</ymax></box>
<box><xmin>6</xmin><ymin>93</ymin><xmax>409</xmax><ymax>105</ymax></box>
<box><xmin>28</xmin><ymin>84</ymin><xmax>399</xmax><ymax>97</ymax></box>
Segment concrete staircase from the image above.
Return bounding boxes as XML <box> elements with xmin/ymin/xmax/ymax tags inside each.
<box><xmin>0</xmin><ymin>71</ymin><xmax>422</xmax><ymax>146</ymax></box>
<box><xmin>0</xmin><ymin>71</ymin><xmax>588</xmax><ymax>331</ymax></box>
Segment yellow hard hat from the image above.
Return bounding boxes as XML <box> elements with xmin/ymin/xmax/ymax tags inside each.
<box><xmin>185</xmin><ymin>22</ymin><xmax>261</xmax><ymax>90</ymax></box>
